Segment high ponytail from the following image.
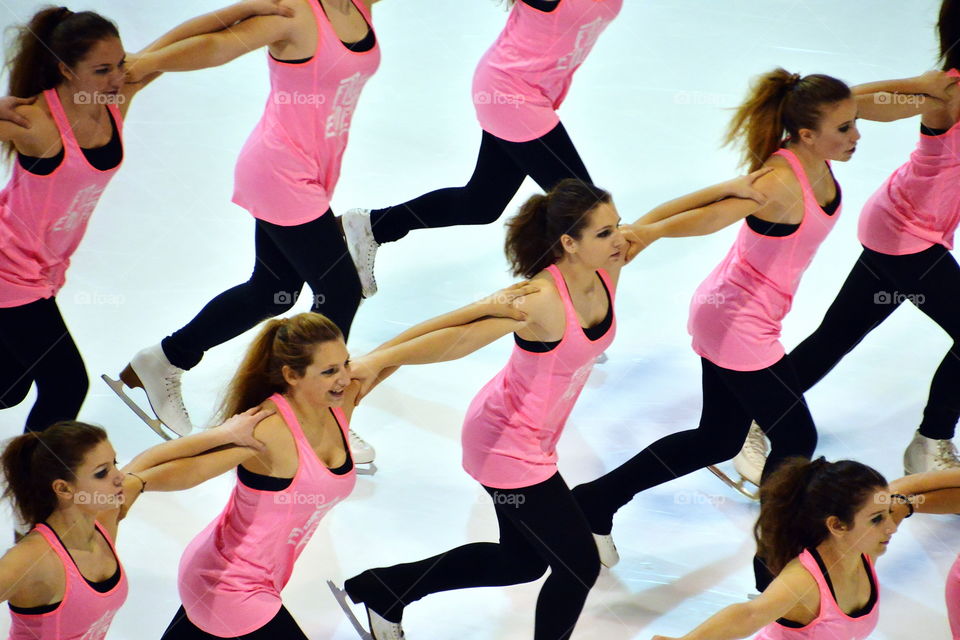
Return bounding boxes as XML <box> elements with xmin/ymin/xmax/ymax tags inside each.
<box><xmin>505</xmin><ymin>179</ymin><xmax>611</xmax><ymax>279</ymax></box>
<box><xmin>725</xmin><ymin>68</ymin><xmax>851</xmax><ymax>171</ymax></box>
<box><xmin>217</xmin><ymin>313</ymin><xmax>344</xmax><ymax>420</ymax></box>
<box><xmin>1</xmin><ymin>421</ymin><xmax>107</xmax><ymax>528</ymax></box>
<box><xmin>755</xmin><ymin>457</ymin><xmax>887</xmax><ymax>576</ymax></box>
<box><xmin>4</xmin><ymin>6</ymin><xmax>120</xmax><ymax>158</ymax></box>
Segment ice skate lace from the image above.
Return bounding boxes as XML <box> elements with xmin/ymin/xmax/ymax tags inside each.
<box><xmin>740</xmin><ymin>424</ymin><xmax>768</xmax><ymax>464</ymax></box>
<box><xmin>349</xmin><ymin>428</ymin><xmax>371</xmax><ymax>450</ymax></box>
<box><xmin>934</xmin><ymin>439</ymin><xmax>960</xmax><ymax>470</ymax></box>
<box><xmin>162</xmin><ymin>370</ymin><xmax>189</xmax><ymax>419</ymax></box>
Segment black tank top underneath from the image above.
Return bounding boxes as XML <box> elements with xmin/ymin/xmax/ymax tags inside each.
<box><xmin>18</xmin><ymin>108</ymin><xmax>122</xmax><ymax>176</ymax></box>
<box><xmin>515</xmin><ymin>273</ymin><xmax>613</xmax><ymax>353</ymax></box>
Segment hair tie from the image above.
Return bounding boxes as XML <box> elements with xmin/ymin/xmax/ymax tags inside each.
<box><xmin>787</xmin><ymin>73</ymin><xmax>802</xmax><ymax>89</ymax></box>
<box><xmin>57</xmin><ymin>7</ymin><xmax>72</xmax><ymax>19</ymax></box>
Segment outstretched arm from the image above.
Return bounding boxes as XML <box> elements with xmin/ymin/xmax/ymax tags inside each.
<box><xmin>889</xmin><ymin>469</ymin><xmax>960</xmax><ymax>520</ymax></box>
<box><xmin>121</xmin><ymin>0</ymin><xmax>294</xmax><ymax>104</ymax></box>
<box><xmin>620</xmin><ymin>168</ymin><xmax>774</xmax><ymax>261</ymax></box>
<box><xmin>125</xmin><ymin>4</ymin><xmax>295</xmax><ymax>82</ymax></box>
<box><xmin>853</xmin><ymin>70</ymin><xmax>957</xmax><ymax>122</ymax></box>
<box><xmin>651</xmin><ymin>562</ymin><xmax>815</xmax><ymax>640</ymax></box>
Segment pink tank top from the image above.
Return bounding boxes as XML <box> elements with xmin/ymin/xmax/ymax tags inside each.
<box><xmin>8</xmin><ymin>522</ymin><xmax>128</xmax><ymax>640</ymax></box>
<box><xmin>472</xmin><ymin>0</ymin><xmax>622</xmax><ymax>143</ymax></box>
<box><xmin>945</xmin><ymin>554</ymin><xmax>960</xmax><ymax>639</ymax></box>
<box><xmin>0</xmin><ymin>89</ymin><xmax>123</xmax><ymax>308</ymax></box>
<box><xmin>178</xmin><ymin>393</ymin><xmax>356</xmax><ymax>636</ymax></box>
<box><xmin>754</xmin><ymin>549</ymin><xmax>879</xmax><ymax>640</ymax></box>
<box><xmin>462</xmin><ymin>265</ymin><xmax>616</xmax><ymax>489</ymax></box>
<box><xmin>233</xmin><ymin>0</ymin><xmax>380</xmax><ymax>226</ymax></box>
<box><xmin>689</xmin><ymin>149</ymin><xmax>841</xmax><ymax>371</ymax></box>
<box><xmin>858</xmin><ymin>119</ymin><xmax>960</xmax><ymax>255</ymax></box>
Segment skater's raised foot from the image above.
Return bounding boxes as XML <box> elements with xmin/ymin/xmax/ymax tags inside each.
<box><xmin>904</xmin><ymin>430</ymin><xmax>960</xmax><ymax>474</ymax></box>
<box><xmin>342</xmin><ymin>208</ymin><xmax>379</xmax><ymax>298</ymax></box>
<box><xmin>732</xmin><ymin>421</ymin><xmax>768</xmax><ymax>487</ymax></box>
<box><xmin>103</xmin><ymin>344</ymin><xmax>193</xmax><ymax>439</ymax></box>
<box><xmin>593</xmin><ymin>533</ymin><xmax>620</xmax><ymax>568</ymax></box>
<box><xmin>349</xmin><ymin>428</ymin><xmax>376</xmax><ymax>465</ymax></box>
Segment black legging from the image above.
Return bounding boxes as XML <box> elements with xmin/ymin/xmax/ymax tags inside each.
<box><xmin>369</xmin><ymin>122</ymin><xmax>591</xmax><ymax>244</ymax></box>
<box><xmin>344</xmin><ymin>472</ymin><xmax>599</xmax><ymax>640</ymax></box>
<box><xmin>789</xmin><ymin>244</ymin><xmax>960</xmax><ymax>440</ymax></box>
<box><xmin>161</xmin><ymin>211</ymin><xmax>361</xmax><ymax>371</ymax></box>
<box><xmin>573</xmin><ymin>356</ymin><xmax>817</xmax><ymax>534</ymax></box>
<box><xmin>160</xmin><ymin>605</ymin><xmax>307</xmax><ymax>639</ymax></box>
<box><xmin>0</xmin><ymin>297</ymin><xmax>88</xmax><ymax>432</ymax></box>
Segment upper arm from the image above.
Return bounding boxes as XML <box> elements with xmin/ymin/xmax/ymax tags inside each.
<box><xmin>0</xmin><ymin>105</ymin><xmax>42</xmax><ymax>148</ymax></box>
<box><xmin>750</xmin><ymin>561</ymin><xmax>820</xmax><ymax>624</ymax></box>
<box><xmin>205</xmin><ymin>14</ymin><xmax>294</xmax><ymax>63</ymax></box>
<box><xmin>0</xmin><ymin>542</ymin><xmax>47</xmax><ymax>603</ymax></box>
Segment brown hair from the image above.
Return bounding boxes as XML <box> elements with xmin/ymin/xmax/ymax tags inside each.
<box><xmin>755</xmin><ymin>457</ymin><xmax>887</xmax><ymax>576</ymax></box>
<box><xmin>939</xmin><ymin>1</ymin><xmax>960</xmax><ymax>72</ymax></box>
<box><xmin>4</xmin><ymin>7</ymin><xmax>119</xmax><ymax>159</ymax></box>
<box><xmin>218</xmin><ymin>313</ymin><xmax>343</xmax><ymax>420</ymax></box>
<box><xmin>724</xmin><ymin>69</ymin><xmax>851</xmax><ymax>171</ymax></box>
<box><xmin>505</xmin><ymin>179</ymin><xmax>612</xmax><ymax>279</ymax></box>
<box><xmin>1</xmin><ymin>421</ymin><xmax>108</xmax><ymax>527</ymax></box>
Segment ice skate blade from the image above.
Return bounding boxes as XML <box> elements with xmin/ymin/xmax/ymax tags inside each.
<box><xmin>101</xmin><ymin>373</ymin><xmax>172</xmax><ymax>441</ymax></box>
<box><xmin>327</xmin><ymin>580</ymin><xmax>373</xmax><ymax>639</ymax></box>
<box><xmin>355</xmin><ymin>462</ymin><xmax>377</xmax><ymax>477</ymax></box>
<box><xmin>707</xmin><ymin>465</ymin><xmax>759</xmax><ymax>501</ymax></box>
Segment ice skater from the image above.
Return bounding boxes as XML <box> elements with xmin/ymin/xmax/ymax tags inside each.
<box><xmin>341</xmin><ymin>0</ymin><xmax>622</xmax><ymax>298</ymax></box>
<box><xmin>104</xmin><ymin>0</ymin><xmax>380</xmax><ymax>462</ymax></box>
<box><xmin>733</xmin><ymin>10</ymin><xmax>960</xmax><ymax>478</ymax></box>
<box><xmin>0</xmin><ymin>407</ymin><xmax>268</xmax><ymax>639</ymax></box>
<box><xmin>334</xmin><ymin>174</ymin><xmax>768</xmax><ymax>640</ymax></box>
<box><xmin>571</xmin><ymin>68</ymin><xmax>864</xmax><ymax>591</ymax></box>
<box><xmin>651</xmin><ymin>457</ymin><xmax>901</xmax><ymax>640</ymax></box>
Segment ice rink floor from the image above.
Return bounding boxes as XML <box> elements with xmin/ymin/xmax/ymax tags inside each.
<box><xmin>1</xmin><ymin>0</ymin><xmax>958</xmax><ymax>637</ymax></box>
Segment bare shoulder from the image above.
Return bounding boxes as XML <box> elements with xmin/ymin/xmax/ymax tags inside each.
<box><xmin>0</xmin><ymin>532</ymin><xmax>56</xmax><ymax>578</ymax></box>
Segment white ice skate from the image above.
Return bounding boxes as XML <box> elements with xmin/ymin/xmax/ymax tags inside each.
<box><xmin>102</xmin><ymin>344</ymin><xmax>193</xmax><ymax>440</ymax></box>
<box><xmin>349</xmin><ymin>428</ymin><xmax>376</xmax><ymax>465</ymax></box>
<box><xmin>707</xmin><ymin>421</ymin><xmax>768</xmax><ymax>501</ymax></box>
<box><xmin>342</xmin><ymin>208</ymin><xmax>379</xmax><ymax>299</ymax></box>
<box><xmin>593</xmin><ymin>533</ymin><xmax>620</xmax><ymax>568</ymax></box>
<box><xmin>903</xmin><ymin>430</ymin><xmax>960</xmax><ymax>474</ymax></box>
<box><xmin>328</xmin><ymin>580</ymin><xmax>406</xmax><ymax>640</ymax></box>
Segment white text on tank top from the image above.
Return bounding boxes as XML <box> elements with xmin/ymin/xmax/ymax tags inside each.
<box><xmin>557</xmin><ymin>16</ymin><xmax>608</xmax><ymax>70</ymax></box>
<box><xmin>325</xmin><ymin>71</ymin><xmax>369</xmax><ymax>138</ymax></box>
<box><xmin>286</xmin><ymin>494</ymin><xmax>347</xmax><ymax>550</ymax></box>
